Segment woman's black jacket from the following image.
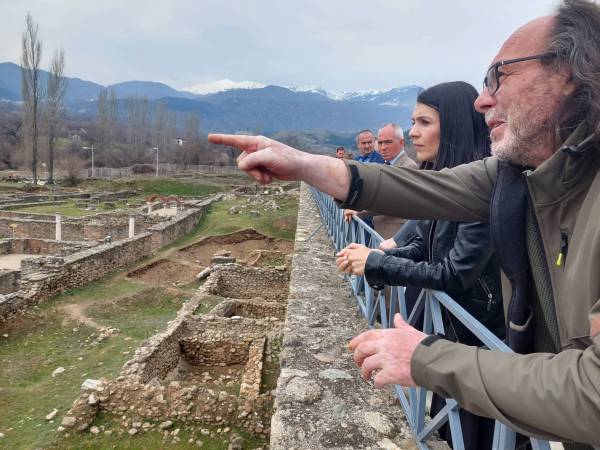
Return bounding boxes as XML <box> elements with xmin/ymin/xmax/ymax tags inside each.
<box><xmin>365</xmin><ymin>219</ymin><xmax>505</xmax><ymax>344</ymax></box>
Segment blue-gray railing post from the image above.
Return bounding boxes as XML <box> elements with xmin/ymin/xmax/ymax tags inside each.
<box><xmin>309</xmin><ymin>186</ymin><xmax>553</xmax><ymax>450</ymax></box>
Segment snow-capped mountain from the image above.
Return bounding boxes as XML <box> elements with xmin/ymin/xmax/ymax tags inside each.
<box><xmin>0</xmin><ymin>63</ymin><xmax>423</xmax><ymax>133</ymax></box>
<box><xmin>183</xmin><ymin>79</ymin><xmax>423</xmax><ymax>107</ymax></box>
<box><xmin>181</xmin><ymin>79</ymin><xmax>266</xmax><ymax>95</ymax></box>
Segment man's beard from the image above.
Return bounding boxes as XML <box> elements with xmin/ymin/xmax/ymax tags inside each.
<box><xmin>490</xmin><ymin>109</ymin><xmax>557</xmax><ymax>168</ymax></box>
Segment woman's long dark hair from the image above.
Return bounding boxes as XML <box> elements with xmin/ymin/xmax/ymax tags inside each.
<box><xmin>416</xmin><ymin>81</ymin><xmax>490</xmax><ymax>170</ymax></box>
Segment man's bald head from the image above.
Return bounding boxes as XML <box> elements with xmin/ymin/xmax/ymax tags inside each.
<box><xmin>494</xmin><ymin>16</ymin><xmax>556</xmax><ymax>62</ymax></box>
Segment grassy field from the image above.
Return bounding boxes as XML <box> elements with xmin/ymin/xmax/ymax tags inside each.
<box><xmin>0</xmin><ymin>186</ymin><xmax>298</xmax><ymax>449</ymax></box>
<box><xmin>193</xmin><ymin>195</ymin><xmax>299</xmax><ymax>241</ymax></box>
<box><xmin>78</xmin><ymin>176</ymin><xmax>240</xmax><ymax>197</ymax></box>
<box><xmin>8</xmin><ymin>200</ymin><xmax>142</xmax><ymax>217</ymax></box>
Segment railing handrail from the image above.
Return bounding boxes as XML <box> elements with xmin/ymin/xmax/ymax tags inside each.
<box><xmin>309</xmin><ymin>186</ymin><xmax>552</xmax><ymax>450</ymax></box>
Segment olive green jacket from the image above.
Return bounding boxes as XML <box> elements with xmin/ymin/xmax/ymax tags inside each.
<box><xmin>342</xmin><ymin>127</ymin><xmax>600</xmax><ymax>446</ymax></box>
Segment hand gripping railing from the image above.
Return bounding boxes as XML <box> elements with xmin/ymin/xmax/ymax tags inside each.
<box><xmin>310</xmin><ymin>187</ymin><xmax>553</xmax><ymax>450</ymax></box>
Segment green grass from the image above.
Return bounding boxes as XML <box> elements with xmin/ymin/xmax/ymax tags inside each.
<box><xmin>86</xmin><ymin>288</ymin><xmax>187</xmax><ymax>340</ymax></box>
<box><xmin>52</xmin><ymin>413</ymin><xmax>269</xmax><ymax>449</ymax></box>
<box><xmin>79</xmin><ymin>177</ymin><xmax>225</xmax><ymax>197</ymax></box>
<box><xmin>0</xmin><ymin>188</ymin><xmax>298</xmax><ymax>449</ymax></box>
<box><xmin>192</xmin><ymin>195</ymin><xmax>299</xmax><ymax>241</ymax></box>
<box><xmin>41</xmin><ymin>277</ymin><xmax>145</xmax><ymax>309</ymax></box>
<box><xmin>10</xmin><ymin>197</ymin><xmax>150</xmax><ymax>217</ymax></box>
<box><xmin>0</xmin><ymin>282</ymin><xmax>185</xmax><ymax>449</ymax></box>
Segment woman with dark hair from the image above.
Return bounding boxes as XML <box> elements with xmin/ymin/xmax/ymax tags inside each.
<box><xmin>336</xmin><ymin>81</ymin><xmax>505</xmax><ymax>450</ymax></box>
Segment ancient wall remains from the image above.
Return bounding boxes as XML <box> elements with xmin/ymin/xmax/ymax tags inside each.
<box><xmin>0</xmin><ymin>195</ymin><xmax>222</xmax><ymax>321</ymax></box>
<box><xmin>0</xmin><ymin>270</ymin><xmax>19</xmax><ymax>295</ymax></box>
<box><xmin>206</xmin><ymin>265</ymin><xmax>289</xmax><ymax>302</ymax></box>
<box><xmin>19</xmin><ymin>233</ymin><xmax>154</xmax><ymax>303</ymax></box>
<box><xmin>0</xmin><ymin>238</ymin><xmax>96</xmax><ymax>256</ymax></box>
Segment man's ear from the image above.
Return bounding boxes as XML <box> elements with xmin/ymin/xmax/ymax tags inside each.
<box><xmin>560</xmin><ymin>68</ymin><xmax>576</xmax><ymax>96</ymax></box>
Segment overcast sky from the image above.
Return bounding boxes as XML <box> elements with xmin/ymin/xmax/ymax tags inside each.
<box><xmin>1</xmin><ymin>0</ymin><xmax>559</xmax><ymax>93</ymax></box>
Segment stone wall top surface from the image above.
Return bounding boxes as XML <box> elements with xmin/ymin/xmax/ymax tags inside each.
<box><xmin>270</xmin><ymin>183</ymin><xmax>442</xmax><ymax>450</ymax></box>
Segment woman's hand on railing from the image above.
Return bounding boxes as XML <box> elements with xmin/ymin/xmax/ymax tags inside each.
<box><xmin>349</xmin><ymin>313</ymin><xmax>427</xmax><ymax>387</ymax></box>
<box><xmin>378</xmin><ymin>238</ymin><xmax>398</xmax><ymax>251</ymax></box>
<box><xmin>336</xmin><ymin>243</ymin><xmax>383</xmax><ymax>276</ymax></box>
<box><xmin>343</xmin><ymin>209</ymin><xmax>358</xmax><ymax>222</ymax></box>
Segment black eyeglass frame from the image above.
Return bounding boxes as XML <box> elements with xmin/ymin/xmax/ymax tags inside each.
<box><xmin>483</xmin><ymin>52</ymin><xmax>557</xmax><ymax>95</ymax></box>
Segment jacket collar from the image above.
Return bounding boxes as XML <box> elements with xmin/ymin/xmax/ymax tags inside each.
<box><xmin>525</xmin><ymin>122</ymin><xmax>599</xmax><ymax>205</ymax></box>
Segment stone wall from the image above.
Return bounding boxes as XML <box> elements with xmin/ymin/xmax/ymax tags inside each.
<box><xmin>148</xmin><ymin>199</ymin><xmax>216</xmax><ymax>250</ymax></box>
<box><xmin>180</xmin><ymin>336</ymin><xmax>253</xmax><ymax>366</ymax></box>
<box><xmin>239</xmin><ymin>338</ymin><xmax>265</xmax><ymax>399</ymax></box>
<box><xmin>206</xmin><ymin>265</ymin><xmax>289</xmax><ymax>302</ymax></box>
<box><xmin>269</xmin><ymin>183</ymin><xmax>447</xmax><ymax>450</ymax></box>
<box><xmin>0</xmin><ymin>270</ymin><xmax>19</xmax><ymax>294</ymax></box>
<box><xmin>0</xmin><ymin>238</ymin><xmax>96</xmax><ymax>256</ymax></box>
<box><xmin>19</xmin><ymin>233</ymin><xmax>154</xmax><ymax>303</ymax></box>
<box><xmin>0</xmin><ymin>216</ymin><xmax>82</xmax><ymax>240</ymax></box>
<box><xmin>0</xmin><ymin>212</ymin><xmax>163</xmax><ymax>242</ymax></box>
<box><xmin>209</xmin><ymin>299</ymin><xmax>286</xmax><ymax>320</ymax></box>
<box><xmin>0</xmin><ymin>194</ymin><xmax>222</xmax><ymax>321</ymax></box>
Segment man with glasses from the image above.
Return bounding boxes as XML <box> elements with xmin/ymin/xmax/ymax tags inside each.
<box><xmin>209</xmin><ymin>0</ymin><xmax>600</xmax><ymax>446</ymax></box>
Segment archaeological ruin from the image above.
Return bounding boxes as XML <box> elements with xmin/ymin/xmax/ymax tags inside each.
<box><xmin>0</xmin><ymin>180</ymin><xmax>436</xmax><ymax>450</ymax></box>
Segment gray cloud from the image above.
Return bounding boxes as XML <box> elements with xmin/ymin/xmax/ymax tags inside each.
<box><xmin>0</xmin><ymin>0</ymin><xmax>558</xmax><ymax>91</ymax></box>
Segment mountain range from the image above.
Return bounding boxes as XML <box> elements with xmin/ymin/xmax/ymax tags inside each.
<box><xmin>0</xmin><ymin>62</ymin><xmax>422</xmax><ymax>134</ymax></box>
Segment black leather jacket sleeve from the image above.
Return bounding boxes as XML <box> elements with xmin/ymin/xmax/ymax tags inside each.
<box><xmin>385</xmin><ymin>233</ymin><xmax>426</xmax><ymax>262</ymax></box>
<box><xmin>392</xmin><ymin>219</ymin><xmax>420</xmax><ymax>247</ymax></box>
<box><xmin>365</xmin><ymin>221</ymin><xmax>494</xmax><ymax>295</ymax></box>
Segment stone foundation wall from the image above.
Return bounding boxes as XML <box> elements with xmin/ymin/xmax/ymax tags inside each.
<box><xmin>180</xmin><ymin>336</ymin><xmax>252</xmax><ymax>366</ymax></box>
<box><xmin>207</xmin><ymin>265</ymin><xmax>289</xmax><ymax>302</ymax></box>
<box><xmin>209</xmin><ymin>299</ymin><xmax>286</xmax><ymax>320</ymax></box>
<box><xmin>0</xmin><ymin>270</ymin><xmax>20</xmax><ymax>294</ymax></box>
<box><xmin>0</xmin><ymin>217</ymin><xmax>83</xmax><ymax>240</ymax></box>
<box><xmin>239</xmin><ymin>338</ymin><xmax>265</xmax><ymax>399</ymax></box>
<box><xmin>0</xmin><ymin>211</ymin><xmax>162</xmax><ymax>242</ymax></box>
<box><xmin>0</xmin><ymin>195</ymin><xmax>222</xmax><ymax>321</ymax></box>
<box><xmin>0</xmin><ymin>238</ymin><xmax>95</xmax><ymax>256</ymax></box>
<box><xmin>62</xmin><ymin>379</ymin><xmax>273</xmax><ymax>437</ymax></box>
<box><xmin>19</xmin><ymin>233</ymin><xmax>154</xmax><ymax>302</ymax></box>
<box><xmin>148</xmin><ymin>200</ymin><xmax>215</xmax><ymax>250</ymax></box>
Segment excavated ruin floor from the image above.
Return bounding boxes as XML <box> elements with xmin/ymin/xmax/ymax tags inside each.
<box><xmin>0</xmin><ymin>254</ymin><xmax>33</xmax><ymax>270</ymax></box>
<box><xmin>177</xmin><ymin>229</ymin><xmax>293</xmax><ymax>267</ymax></box>
<box><xmin>126</xmin><ymin>258</ymin><xmax>201</xmax><ymax>285</ymax></box>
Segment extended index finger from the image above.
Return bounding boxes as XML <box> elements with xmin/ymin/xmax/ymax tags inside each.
<box><xmin>208</xmin><ymin>134</ymin><xmax>263</xmax><ymax>153</ymax></box>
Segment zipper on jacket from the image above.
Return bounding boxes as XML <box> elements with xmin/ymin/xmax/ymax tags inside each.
<box><xmin>477</xmin><ymin>278</ymin><xmax>494</xmax><ymax>311</ymax></box>
<box><xmin>555</xmin><ymin>232</ymin><xmax>569</xmax><ymax>267</ymax></box>
<box><xmin>427</xmin><ymin>220</ymin><xmax>438</xmax><ymax>263</ymax></box>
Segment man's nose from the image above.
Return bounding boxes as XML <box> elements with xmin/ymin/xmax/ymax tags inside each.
<box><xmin>474</xmin><ymin>88</ymin><xmax>496</xmax><ymax>113</ymax></box>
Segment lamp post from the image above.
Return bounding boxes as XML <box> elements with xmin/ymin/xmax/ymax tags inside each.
<box><xmin>153</xmin><ymin>146</ymin><xmax>159</xmax><ymax>177</ymax></box>
<box><xmin>82</xmin><ymin>144</ymin><xmax>95</xmax><ymax>178</ymax></box>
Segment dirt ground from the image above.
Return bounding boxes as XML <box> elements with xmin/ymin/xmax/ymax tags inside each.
<box><xmin>0</xmin><ymin>254</ymin><xmax>35</xmax><ymax>270</ymax></box>
<box><xmin>126</xmin><ymin>259</ymin><xmax>201</xmax><ymax>285</ymax></box>
<box><xmin>177</xmin><ymin>229</ymin><xmax>294</xmax><ymax>266</ymax></box>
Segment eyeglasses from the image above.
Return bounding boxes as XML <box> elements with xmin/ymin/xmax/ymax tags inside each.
<box><xmin>377</xmin><ymin>139</ymin><xmax>394</xmax><ymax>145</ymax></box>
<box><xmin>483</xmin><ymin>52</ymin><xmax>557</xmax><ymax>95</ymax></box>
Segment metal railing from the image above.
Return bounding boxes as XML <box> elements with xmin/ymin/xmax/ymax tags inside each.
<box><xmin>310</xmin><ymin>187</ymin><xmax>553</xmax><ymax>450</ymax></box>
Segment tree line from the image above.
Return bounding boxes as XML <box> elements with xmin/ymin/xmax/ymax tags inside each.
<box><xmin>0</xmin><ymin>13</ymin><xmax>236</xmax><ymax>184</ymax></box>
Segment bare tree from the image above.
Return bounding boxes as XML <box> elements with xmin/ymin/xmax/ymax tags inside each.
<box><xmin>96</xmin><ymin>87</ymin><xmax>109</xmax><ymax>152</ymax></box>
<box><xmin>56</xmin><ymin>151</ymin><xmax>85</xmax><ymax>186</ymax></box>
<box><xmin>108</xmin><ymin>89</ymin><xmax>118</xmax><ymax>145</ymax></box>
<box><xmin>126</xmin><ymin>95</ymin><xmax>149</xmax><ymax>162</ymax></box>
<box><xmin>183</xmin><ymin>112</ymin><xmax>201</xmax><ymax>165</ymax></box>
<box><xmin>45</xmin><ymin>47</ymin><xmax>67</xmax><ymax>184</ymax></box>
<box><xmin>21</xmin><ymin>12</ymin><xmax>43</xmax><ymax>183</ymax></box>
